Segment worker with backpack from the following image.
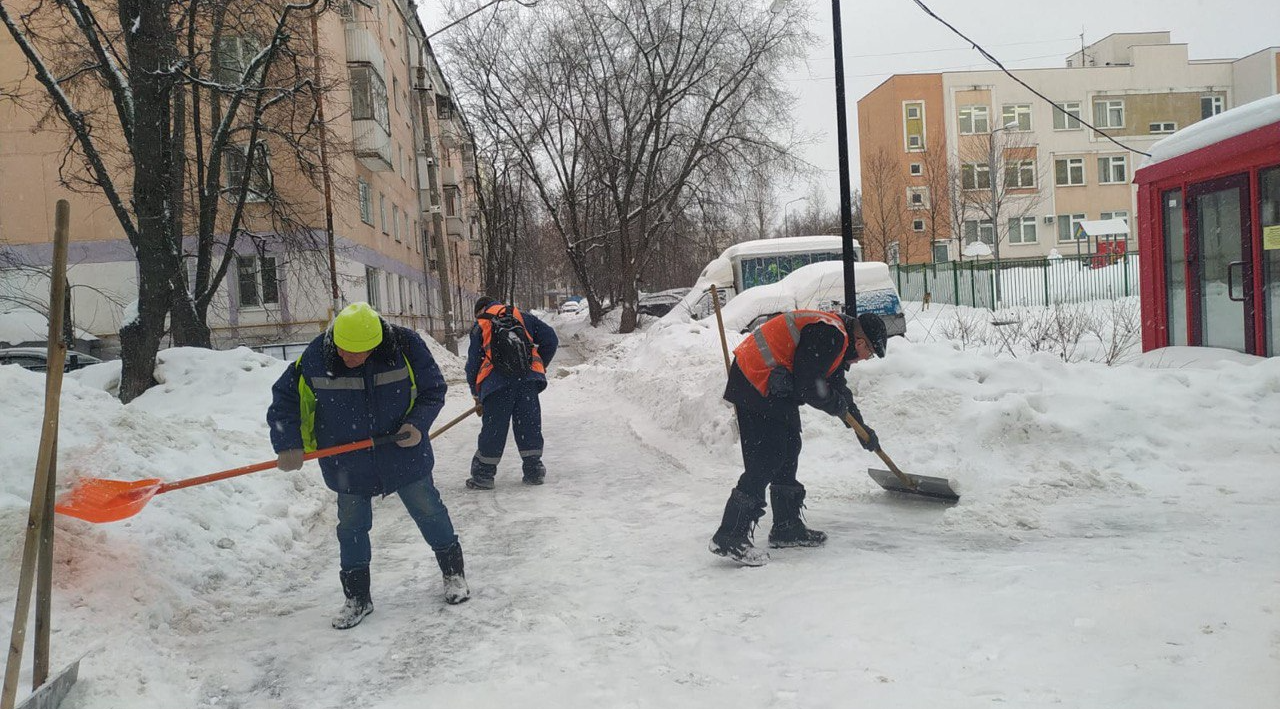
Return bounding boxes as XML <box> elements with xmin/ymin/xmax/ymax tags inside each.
<box><xmin>464</xmin><ymin>296</ymin><xmax>559</xmax><ymax>489</ymax></box>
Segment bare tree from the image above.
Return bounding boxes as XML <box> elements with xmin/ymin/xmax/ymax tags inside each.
<box><xmin>1</xmin><ymin>0</ymin><xmax>335</xmax><ymax>401</ymax></box>
<box><xmin>916</xmin><ymin>138</ymin><xmax>952</xmax><ymax>262</ymax></box>
<box><xmin>860</xmin><ymin>147</ymin><xmax>909</xmax><ymax>264</ymax></box>
<box><xmin>956</xmin><ymin>129</ymin><xmax>1044</xmax><ymax>284</ymax></box>
<box><xmin>444</xmin><ymin>0</ymin><xmax>809</xmax><ymax>332</ymax></box>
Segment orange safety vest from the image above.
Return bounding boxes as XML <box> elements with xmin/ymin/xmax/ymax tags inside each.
<box><xmin>734</xmin><ymin>310</ymin><xmax>848</xmax><ymax>396</ymax></box>
<box><xmin>476</xmin><ymin>304</ymin><xmax>546</xmax><ymax>386</ymax></box>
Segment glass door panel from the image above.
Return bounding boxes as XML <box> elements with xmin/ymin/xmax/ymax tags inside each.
<box><xmin>1262</xmin><ymin>167</ymin><xmax>1280</xmax><ymax>356</ymax></box>
<box><xmin>1162</xmin><ymin>190</ymin><xmax>1188</xmax><ymax>345</ymax></box>
<box><xmin>1192</xmin><ymin>183</ymin><xmax>1248</xmax><ymax>352</ymax></box>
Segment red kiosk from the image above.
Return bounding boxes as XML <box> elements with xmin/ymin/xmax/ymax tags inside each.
<box><xmin>1135</xmin><ymin>95</ymin><xmax>1280</xmax><ymax>357</ymax></box>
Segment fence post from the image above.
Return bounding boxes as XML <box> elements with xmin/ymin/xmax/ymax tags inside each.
<box><xmin>952</xmin><ymin>263</ymin><xmax>959</xmax><ymax>305</ymax></box>
<box><xmin>1043</xmin><ymin>260</ymin><xmax>1050</xmax><ymax>307</ymax></box>
<box><xmin>1123</xmin><ymin>251</ymin><xmax>1131</xmax><ymax>296</ymax></box>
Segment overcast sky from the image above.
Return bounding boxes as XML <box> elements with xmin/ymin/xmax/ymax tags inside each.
<box><xmin>417</xmin><ymin>0</ymin><xmax>1280</xmax><ymax>220</ymax></box>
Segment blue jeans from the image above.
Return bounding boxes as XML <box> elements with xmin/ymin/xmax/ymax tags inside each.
<box><xmin>474</xmin><ymin>381</ymin><xmax>544</xmax><ymax>465</ymax></box>
<box><xmin>336</xmin><ymin>476</ymin><xmax>458</xmax><ymax>571</ymax></box>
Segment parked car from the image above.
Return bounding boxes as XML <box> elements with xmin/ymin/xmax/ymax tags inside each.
<box><xmin>0</xmin><ymin>347</ymin><xmax>103</xmax><ymax>372</ymax></box>
<box><xmin>558</xmin><ymin>300</ymin><xmax>583</xmax><ymax>314</ymax></box>
<box><xmin>669</xmin><ymin>235</ymin><xmax>905</xmax><ymax>337</ymax></box>
<box><xmin>637</xmin><ymin>288</ymin><xmax>691</xmax><ymax>318</ymax></box>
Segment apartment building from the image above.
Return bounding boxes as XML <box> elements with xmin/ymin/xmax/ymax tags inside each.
<box><xmin>0</xmin><ymin>0</ymin><xmax>484</xmax><ymax>354</ymax></box>
<box><xmin>857</xmin><ymin>32</ymin><xmax>1280</xmax><ymax>264</ymax></box>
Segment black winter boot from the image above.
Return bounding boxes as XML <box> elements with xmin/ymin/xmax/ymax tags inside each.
<box><xmin>465</xmin><ymin>456</ymin><xmax>497</xmax><ymax>490</ymax></box>
<box><xmin>768</xmin><ymin>483</ymin><xmax>828</xmax><ymax>549</ymax></box>
<box><xmin>708</xmin><ymin>488</ymin><xmax>769</xmax><ymax>566</ymax></box>
<box><xmin>435</xmin><ymin>541</ymin><xmax>470</xmax><ymax>605</ymax></box>
<box><xmin>333</xmin><ymin>567</ymin><xmax>374</xmax><ymax>630</ymax></box>
<box><xmin>521</xmin><ymin>457</ymin><xmax>546</xmax><ymax>485</ymax></box>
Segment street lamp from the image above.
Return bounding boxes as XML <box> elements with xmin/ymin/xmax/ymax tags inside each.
<box><xmin>782</xmin><ymin>196</ymin><xmax>807</xmax><ymax>239</ymax></box>
<box><xmin>987</xmin><ymin>120</ymin><xmax>1019</xmax><ymax>306</ymax></box>
<box><xmin>771</xmin><ymin>0</ymin><xmax>858</xmax><ymax>316</ymax></box>
<box><xmin>427</xmin><ymin>0</ymin><xmax>539</xmax><ymax>40</ymax></box>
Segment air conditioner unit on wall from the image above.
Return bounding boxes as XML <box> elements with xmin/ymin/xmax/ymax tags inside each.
<box><xmin>427</xmin><ymin>205</ymin><xmax>441</xmax><ymax>214</ymax></box>
<box><xmin>1043</xmin><ymin>215</ymin><xmax>1056</xmax><ymax>224</ymax></box>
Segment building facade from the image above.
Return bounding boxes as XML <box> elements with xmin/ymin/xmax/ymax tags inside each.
<box><xmin>0</xmin><ymin>0</ymin><xmax>485</xmax><ymax>355</ymax></box>
<box><xmin>857</xmin><ymin>32</ymin><xmax>1280</xmax><ymax>265</ymax></box>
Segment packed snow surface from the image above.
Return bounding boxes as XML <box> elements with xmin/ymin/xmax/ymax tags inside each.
<box><xmin>1</xmin><ymin>308</ymin><xmax>1277</xmax><ymax>708</ymax></box>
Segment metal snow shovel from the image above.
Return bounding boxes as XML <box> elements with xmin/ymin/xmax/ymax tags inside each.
<box><xmin>842</xmin><ymin>412</ymin><xmax>960</xmax><ymax>503</ymax></box>
<box><xmin>55</xmin><ymin>404</ymin><xmax>481</xmax><ymax>524</ymax></box>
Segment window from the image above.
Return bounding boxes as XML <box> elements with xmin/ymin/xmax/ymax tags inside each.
<box><xmin>379</xmin><ymin>193</ymin><xmax>387</xmax><ymax>233</ymax></box>
<box><xmin>1149</xmin><ymin>122</ymin><xmax>1177</xmax><ymax>134</ymax></box>
<box><xmin>1007</xmin><ymin>216</ymin><xmax>1037</xmax><ymax>244</ymax></box>
<box><xmin>1098</xmin><ymin>155</ymin><xmax>1127</xmax><ymax>184</ymax></box>
<box><xmin>365</xmin><ymin>266</ymin><xmax>381</xmax><ymax>309</ymax></box>
<box><xmin>392</xmin><ymin>77</ymin><xmax>399</xmax><ymax>114</ymax></box>
<box><xmin>963</xmin><ymin>219</ymin><xmax>995</xmax><ymax>245</ymax></box>
<box><xmin>1053</xmin><ymin>101</ymin><xmax>1082</xmax><ymax>130</ymax></box>
<box><xmin>1100</xmin><ymin>210</ymin><xmax>1129</xmax><ymax>224</ymax></box>
<box><xmin>358</xmin><ymin>178</ymin><xmax>373</xmax><ymax>225</ymax></box>
<box><xmin>904</xmin><ymin>101</ymin><xmax>925</xmax><ymax>152</ymax></box>
<box><xmin>739</xmin><ymin>252</ymin><xmax>842</xmax><ymax>289</ymax></box>
<box><xmin>932</xmin><ymin>241</ymin><xmax>950</xmax><ymax>263</ymax></box>
<box><xmin>907</xmin><ymin>186</ymin><xmax>930</xmax><ymax>209</ymax></box>
<box><xmin>1093</xmin><ymin>99</ymin><xmax>1125</xmax><ymax>129</ymax></box>
<box><xmin>1056</xmin><ymin>213</ymin><xmax>1087</xmax><ymax>242</ymax></box>
<box><xmin>444</xmin><ymin>186</ymin><xmax>459</xmax><ymax>217</ymax></box>
<box><xmin>392</xmin><ymin>204</ymin><xmax>400</xmax><ymax>241</ymax></box>
<box><xmin>958</xmin><ymin>105</ymin><xmax>990</xmax><ymax>135</ymax></box>
<box><xmin>236</xmin><ymin>255</ymin><xmax>278</xmax><ymax>308</ymax></box>
<box><xmin>435</xmin><ymin>94</ymin><xmax>454</xmax><ymax>121</ymax></box>
<box><xmin>400</xmin><ymin>277</ymin><xmax>411</xmax><ymax>314</ymax></box>
<box><xmin>909</xmin><ymin>163</ymin><xmax>922</xmax><ymax>176</ymax></box>
<box><xmin>1201</xmin><ymin>96</ymin><xmax>1224</xmax><ymax>119</ymax></box>
<box><xmin>1001</xmin><ymin>103</ymin><xmax>1032</xmax><ymax>131</ymax></box>
<box><xmin>1055</xmin><ymin>158</ymin><xmax>1085</xmax><ymax>186</ymax></box>
<box><xmin>223</xmin><ymin>143</ymin><xmax>272</xmax><ymax>201</ymax></box>
<box><xmin>961</xmin><ymin>162</ymin><xmax>991</xmax><ymax>190</ymax></box>
<box><xmin>912</xmin><ymin>219</ymin><xmax>925</xmax><ymax>232</ymax></box>
<box><xmin>1162</xmin><ymin>191</ymin><xmax>1188</xmax><ymax>346</ymax></box>
<box><xmin>214</xmin><ymin>36</ymin><xmax>262</xmax><ymax>84</ymax></box>
<box><xmin>349</xmin><ymin>64</ymin><xmax>390</xmax><ymax>132</ymax></box>
<box><xmin>1004</xmin><ymin>160</ymin><xmax>1036</xmax><ymax>189</ymax></box>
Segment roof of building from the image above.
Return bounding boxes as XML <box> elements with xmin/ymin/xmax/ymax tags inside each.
<box><xmin>1076</xmin><ymin>219</ymin><xmax>1131</xmax><ymax>237</ymax></box>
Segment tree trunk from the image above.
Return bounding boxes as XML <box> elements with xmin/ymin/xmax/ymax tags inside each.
<box><xmin>170</xmin><ymin>290</ymin><xmax>211</xmax><ymax>347</ymax></box>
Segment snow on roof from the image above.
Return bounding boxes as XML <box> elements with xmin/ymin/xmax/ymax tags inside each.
<box><xmin>1076</xmin><ymin>219</ymin><xmax>1131</xmax><ymax>237</ymax></box>
<box><xmin>1142</xmin><ymin>94</ymin><xmax>1280</xmax><ymax>169</ymax></box>
<box><xmin>718</xmin><ymin>235</ymin><xmax>854</xmax><ymax>261</ymax></box>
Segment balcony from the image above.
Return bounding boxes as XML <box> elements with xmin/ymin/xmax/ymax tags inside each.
<box><xmin>344</xmin><ymin>24</ymin><xmax>385</xmax><ymax>68</ymax></box>
<box><xmin>353</xmin><ymin>118</ymin><xmax>392</xmax><ymax>172</ymax></box>
<box><xmin>440</xmin><ymin>164</ymin><xmax>459</xmax><ymax>187</ymax></box>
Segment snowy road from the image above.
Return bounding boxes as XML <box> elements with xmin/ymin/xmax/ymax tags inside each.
<box><xmin>2</xmin><ymin>316</ymin><xmax>1277</xmax><ymax>708</ymax></box>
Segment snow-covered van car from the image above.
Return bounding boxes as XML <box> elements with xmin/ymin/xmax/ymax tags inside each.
<box><xmin>670</xmin><ymin>235</ymin><xmax>906</xmax><ymax>336</ymax></box>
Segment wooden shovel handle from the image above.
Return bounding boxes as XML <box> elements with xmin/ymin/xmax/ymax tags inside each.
<box><xmin>709</xmin><ymin>284</ymin><xmax>731</xmax><ymax>376</ymax></box>
<box><xmin>842</xmin><ymin>412</ymin><xmax>918</xmax><ymax>490</ymax></box>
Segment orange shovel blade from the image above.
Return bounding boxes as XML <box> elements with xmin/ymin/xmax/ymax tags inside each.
<box><xmin>55</xmin><ymin>477</ymin><xmax>164</xmax><ymax>523</ymax></box>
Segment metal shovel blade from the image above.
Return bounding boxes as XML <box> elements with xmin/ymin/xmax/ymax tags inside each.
<box><xmin>867</xmin><ymin>468</ymin><xmax>960</xmax><ymax>503</ymax></box>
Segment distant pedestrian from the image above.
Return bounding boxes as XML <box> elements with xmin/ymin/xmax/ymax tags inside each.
<box><xmin>709</xmin><ymin>310</ymin><xmax>888</xmax><ymax>566</ymax></box>
<box><xmin>465</xmin><ymin>296</ymin><xmax>559</xmax><ymax>489</ymax></box>
<box><xmin>267</xmin><ymin>302</ymin><xmax>469</xmax><ymax>630</ymax></box>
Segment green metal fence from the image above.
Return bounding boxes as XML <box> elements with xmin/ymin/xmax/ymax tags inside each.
<box><xmin>889</xmin><ymin>252</ymin><xmax>1138</xmax><ymax>309</ymax></box>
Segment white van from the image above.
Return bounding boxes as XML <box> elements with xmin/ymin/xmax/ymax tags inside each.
<box><xmin>671</xmin><ymin>235</ymin><xmax>906</xmax><ymax>336</ymax></box>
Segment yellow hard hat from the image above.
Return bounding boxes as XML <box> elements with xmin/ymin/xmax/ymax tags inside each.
<box><xmin>332</xmin><ymin>302</ymin><xmax>383</xmax><ymax>352</ymax></box>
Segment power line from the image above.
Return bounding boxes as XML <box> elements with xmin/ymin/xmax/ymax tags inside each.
<box><xmin>906</xmin><ymin>0</ymin><xmax>1152</xmax><ymax>157</ymax></box>
<box><xmin>787</xmin><ymin>51</ymin><xmax>1076</xmax><ymax>82</ymax></box>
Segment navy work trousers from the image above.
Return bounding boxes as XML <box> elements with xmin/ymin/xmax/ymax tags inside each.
<box><xmin>474</xmin><ymin>380</ymin><xmax>544</xmax><ymax>465</ymax></box>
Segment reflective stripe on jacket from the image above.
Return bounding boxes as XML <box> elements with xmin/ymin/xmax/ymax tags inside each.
<box><xmin>475</xmin><ymin>304</ymin><xmax>546</xmax><ymax>387</ymax></box>
<box><xmin>733</xmin><ymin>310</ymin><xmax>848</xmax><ymax>397</ymax></box>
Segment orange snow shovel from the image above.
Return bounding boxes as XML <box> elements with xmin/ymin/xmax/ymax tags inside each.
<box><xmin>55</xmin><ymin>404</ymin><xmax>480</xmax><ymax>524</ymax></box>
<box><xmin>844</xmin><ymin>412</ymin><xmax>960</xmax><ymax>503</ymax></box>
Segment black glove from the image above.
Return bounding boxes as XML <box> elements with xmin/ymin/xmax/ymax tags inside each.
<box><xmin>844</xmin><ymin>402</ymin><xmax>879</xmax><ymax>452</ymax></box>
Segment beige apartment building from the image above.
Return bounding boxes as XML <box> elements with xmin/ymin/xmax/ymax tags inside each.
<box><xmin>857</xmin><ymin>32</ymin><xmax>1280</xmax><ymax>264</ymax></box>
<box><xmin>0</xmin><ymin>0</ymin><xmax>485</xmax><ymax>354</ymax></box>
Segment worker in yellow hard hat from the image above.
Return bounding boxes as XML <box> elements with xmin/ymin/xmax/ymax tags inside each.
<box><xmin>267</xmin><ymin>301</ymin><xmax>468</xmax><ymax>629</ymax></box>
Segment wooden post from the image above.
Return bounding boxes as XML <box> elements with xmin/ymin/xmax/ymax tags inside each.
<box><xmin>3</xmin><ymin>201</ymin><xmax>70</xmax><ymax>709</ymax></box>
<box><xmin>709</xmin><ymin>284</ymin><xmax>731</xmax><ymax>376</ymax></box>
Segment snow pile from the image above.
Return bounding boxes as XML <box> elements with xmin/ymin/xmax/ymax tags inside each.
<box><xmin>417</xmin><ymin>329</ymin><xmax>467</xmax><ymax>383</ymax></box>
<box><xmin>0</xmin><ymin>306</ymin><xmax>98</xmax><ymax>347</ymax></box>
